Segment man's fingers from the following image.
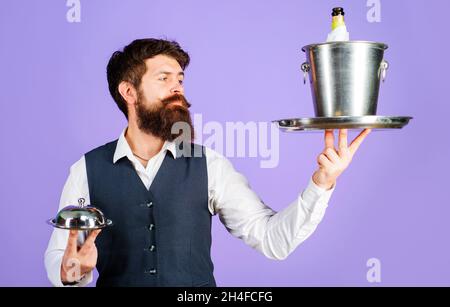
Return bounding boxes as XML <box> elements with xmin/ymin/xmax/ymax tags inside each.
<box><xmin>349</xmin><ymin>128</ymin><xmax>372</xmax><ymax>155</ymax></box>
<box><xmin>324</xmin><ymin>147</ymin><xmax>340</xmax><ymax>163</ymax></box>
<box><xmin>324</xmin><ymin>129</ymin><xmax>335</xmax><ymax>149</ymax></box>
<box><xmin>84</xmin><ymin>229</ymin><xmax>102</xmax><ymax>247</ymax></box>
<box><xmin>338</xmin><ymin>129</ymin><xmax>348</xmax><ymax>151</ymax></box>
<box><xmin>66</xmin><ymin>229</ymin><xmax>79</xmax><ymax>254</ymax></box>
<box><xmin>317</xmin><ymin>153</ymin><xmax>333</xmax><ymax>169</ymax></box>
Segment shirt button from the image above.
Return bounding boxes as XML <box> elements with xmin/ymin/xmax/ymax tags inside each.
<box><xmin>148</xmin><ymin>224</ymin><xmax>155</xmax><ymax>231</ymax></box>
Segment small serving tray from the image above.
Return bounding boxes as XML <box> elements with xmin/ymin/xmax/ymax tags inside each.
<box><xmin>273</xmin><ymin>116</ymin><xmax>412</xmax><ymax>132</ymax></box>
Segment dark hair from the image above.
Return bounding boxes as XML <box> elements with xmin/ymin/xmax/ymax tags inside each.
<box><xmin>106</xmin><ymin>38</ymin><xmax>190</xmax><ymax>119</ymax></box>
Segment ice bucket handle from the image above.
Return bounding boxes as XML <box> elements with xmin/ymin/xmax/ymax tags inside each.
<box><xmin>380</xmin><ymin>60</ymin><xmax>389</xmax><ymax>83</ymax></box>
<box><xmin>301</xmin><ymin>62</ymin><xmax>310</xmax><ymax>84</ymax></box>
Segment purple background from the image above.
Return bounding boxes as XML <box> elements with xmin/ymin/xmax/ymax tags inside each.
<box><xmin>1</xmin><ymin>0</ymin><xmax>449</xmax><ymax>286</ymax></box>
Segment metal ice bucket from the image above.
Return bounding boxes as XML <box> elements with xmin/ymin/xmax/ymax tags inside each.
<box><xmin>301</xmin><ymin>41</ymin><xmax>389</xmax><ymax>117</ymax></box>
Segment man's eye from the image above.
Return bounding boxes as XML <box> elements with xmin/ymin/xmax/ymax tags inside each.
<box><xmin>159</xmin><ymin>77</ymin><xmax>167</xmax><ymax>81</ymax></box>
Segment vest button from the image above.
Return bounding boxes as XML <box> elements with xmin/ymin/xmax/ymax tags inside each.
<box><xmin>140</xmin><ymin>201</ymin><xmax>153</xmax><ymax>208</ymax></box>
<box><xmin>145</xmin><ymin>269</ymin><xmax>157</xmax><ymax>275</ymax></box>
<box><xmin>148</xmin><ymin>224</ymin><xmax>155</xmax><ymax>231</ymax></box>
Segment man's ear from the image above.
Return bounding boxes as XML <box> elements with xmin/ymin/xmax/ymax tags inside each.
<box><xmin>118</xmin><ymin>81</ymin><xmax>137</xmax><ymax>106</ymax></box>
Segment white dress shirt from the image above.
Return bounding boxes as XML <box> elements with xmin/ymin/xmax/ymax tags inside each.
<box><xmin>45</xmin><ymin>128</ymin><xmax>335</xmax><ymax>287</ymax></box>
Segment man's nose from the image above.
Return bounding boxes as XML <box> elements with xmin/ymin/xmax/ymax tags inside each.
<box><xmin>170</xmin><ymin>82</ymin><xmax>183</xmax><ymax>94</ymax></box>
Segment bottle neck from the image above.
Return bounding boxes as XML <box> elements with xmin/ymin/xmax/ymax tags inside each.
<box><xmin>331</xmin><ymin>15</ymin><xmax>346</xmax><ymax>30</ymax></box>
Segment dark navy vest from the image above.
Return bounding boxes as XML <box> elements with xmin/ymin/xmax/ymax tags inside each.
<box><xmin>84</xmin><ymin>140</ymin><xmax>216</xmax><ymax>287</ymax></box>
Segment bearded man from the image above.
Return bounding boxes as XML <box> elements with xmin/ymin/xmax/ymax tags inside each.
<box><xmin>44</xmin><ymin>38</ymin><xmax>370</xmax><ymax>287</ymax></box>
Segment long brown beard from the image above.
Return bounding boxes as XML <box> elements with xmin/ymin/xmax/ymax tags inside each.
<box><xmin>135</xmin><ymin>92</ymin><xmax>195</xmax><ymax>142</ymax></box>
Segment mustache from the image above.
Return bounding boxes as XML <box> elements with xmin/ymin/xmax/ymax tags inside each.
<box><xmin>161</xmin><ymin>94</ymin><xmax>191</xmax><ymax>108</ymax></box>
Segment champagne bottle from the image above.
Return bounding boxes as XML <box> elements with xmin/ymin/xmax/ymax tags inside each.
<box><xmin>326</xmin><ymin>7</ymin><xmax>350</xmax><ymax>42</ymax></box>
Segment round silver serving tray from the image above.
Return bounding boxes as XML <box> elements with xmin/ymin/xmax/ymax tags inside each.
<box><xmin>273</xmin><ymin>116</ymin><xmax>412</xmax><ymax>132</ymax></box>
<box><xmin>47</xmin><ymin>200</ymin><xmax>112</xmax><ymax>230</ymax></box>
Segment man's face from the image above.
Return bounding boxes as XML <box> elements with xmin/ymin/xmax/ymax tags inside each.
<box><xmin>139</xmin><ymin>54</ymin><xmax>185</xmax><ymax>106</ymax></box>
<box><xmin>133</xmin><ymin>54</ymin><xmax>194</xmax><ymax>142</ymax></box>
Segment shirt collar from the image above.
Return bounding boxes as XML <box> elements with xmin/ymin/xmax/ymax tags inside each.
<box><xmin>113</xmin><ymin>127</ymin><xmax>178</xmax><ymax>164</ymax></box>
